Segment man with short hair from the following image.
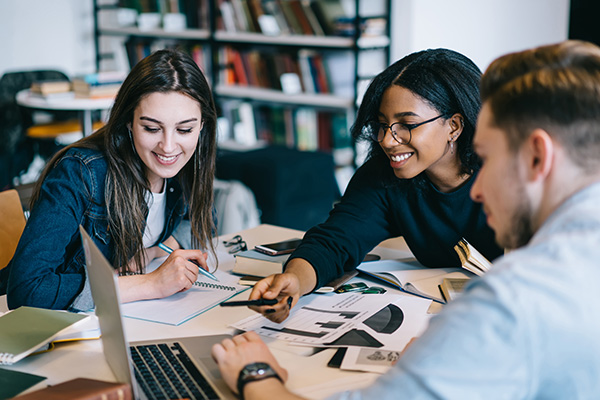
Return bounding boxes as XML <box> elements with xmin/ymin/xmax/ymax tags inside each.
<box><xmin>211</xmin><ymin>40</ymin><xmax>600</xmax><ymax>399</ymax></box>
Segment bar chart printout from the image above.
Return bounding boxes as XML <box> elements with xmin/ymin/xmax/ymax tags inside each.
<box><xmin>231</xmin><ymin>292</ymin><xmax>431</xmax><ymax>347</ymax></box>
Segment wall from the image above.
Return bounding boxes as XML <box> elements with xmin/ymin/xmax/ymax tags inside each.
<box><xmin>0</xmin><ymin>0</ymin><xmax>570</xmax><ymax>79</ymax></box>
<box><xmin>391</xmin><ymin>0</ymin><xmax>570</xmax><ymax>71</ymax></box>
<box><xmin>0</xmin><ymin>0</ymin><xmax>95</xmax><ymax>78</ymax></box>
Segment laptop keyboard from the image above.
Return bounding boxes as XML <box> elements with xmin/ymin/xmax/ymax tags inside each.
<box><xmin>131</xmin><ymin>342</ymin><xmax>220</xmax><ymax>400</ymax></box>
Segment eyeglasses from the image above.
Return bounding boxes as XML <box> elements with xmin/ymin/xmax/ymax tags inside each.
<box><xmin>223</xmin><ymin>235</ymin><xmax>247</xmax><ymax>254</ymax></box>
<box><xmin>367</xmin><ymin>114</ymin><xmax>447</xmax><ymax>145</ymax></box>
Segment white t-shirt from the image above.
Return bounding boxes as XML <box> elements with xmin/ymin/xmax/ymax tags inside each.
<box><xmin>142</xmin><ymin>183</ymin><xmax>167</xmax><ymax>248</ymax></box>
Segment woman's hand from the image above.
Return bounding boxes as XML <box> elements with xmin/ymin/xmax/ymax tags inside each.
<box><xmin>146</xmin><ymin>248</ymin><xmax>208</xmax><ymax>298</ymax></box>
<box><xmin>118</xmin><ymin>248</ymin><xmax>208</xmax><ymax>302</ymax></box>
<box><xmin>248</xmin><ymin>273</ymin><xmax>300</xmax><ymax>323</ymax></box>
<box><xmin>246</xmin><ymin>258</ymin><xmax>318</xmax><ymax>323</ymax></box>
<box><xmin>211</xmin><ymin>331</ymin><xmax>288</xmax><ymax>395</ymax></box>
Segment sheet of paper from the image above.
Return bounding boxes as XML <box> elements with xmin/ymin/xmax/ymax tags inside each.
<box><xmin>340</xmin><ymin>346</ymin><xmax>402</xmax><ymax>374</ymax></box>
<box><xmin>231</xmin><ymin>292</ymin><xmax>431</xmax><ymax>349</ymax></box>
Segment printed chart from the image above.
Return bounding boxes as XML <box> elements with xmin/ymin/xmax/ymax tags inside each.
<box><xmin>232</xmin><ymin>292</ymin><xmax>431</xmax><ymax>348</ymax></box>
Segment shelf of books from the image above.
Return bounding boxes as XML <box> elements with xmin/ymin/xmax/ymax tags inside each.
<box><xmin>93</xmin><ymin>0</ymin><xmax>391</xmax><ymax>170</ymax></box>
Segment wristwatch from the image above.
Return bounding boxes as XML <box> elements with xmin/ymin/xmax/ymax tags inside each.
<box><xmin>237</xmin><ymin>362</ymin><xmax>282</xmax><ymax>400</ymax></box>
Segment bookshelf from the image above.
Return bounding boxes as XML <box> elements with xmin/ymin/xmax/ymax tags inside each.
<box><xmin>92</xmin><ymin>0</ymin><xmax>391</xmax><ymax>169</ymax></box>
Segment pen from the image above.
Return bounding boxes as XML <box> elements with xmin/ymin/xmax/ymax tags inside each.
<box><xmin>158</xmin><ymin>242</ymin><xmax>219</xmax><ymax>282</ymax></box>
<box><xmin>220</xmin><ymin>298</ymin><xmax>278</xmax><ymax>307</ymax></box>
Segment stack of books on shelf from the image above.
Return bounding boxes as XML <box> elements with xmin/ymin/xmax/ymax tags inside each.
<box><xmin>216</xmin><ymin>0</ymin><xmax>387</xmax><ymax>40</ymax></box>
<box><xmin>72</xmin><ymin>71</ymin><xmax>126</xmax><ymax>99</ymax></box>
<box><xmin>217</xmin><ymin>0</ymin><xmax>352</xmax><ymax>37</ymax></box>
<box><xmin>220</xmin><ymin>46</ymin><xmax>349</xmax><ymax>97</ymax></box>
<box><xmin>118</xmin><ymin>0</ymin><xmax>208</xmax><ymax>29</ymax></box>
<box><xmin>29</xmin><ymin>80</ymin><xmax>74</xmax><ymax>102</ymax></box>
<box><xmin>220</xmin><ymin>101</ymin><xmax>352</xmax><ymax>160</ymax></box>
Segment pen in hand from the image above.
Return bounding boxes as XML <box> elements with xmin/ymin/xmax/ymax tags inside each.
<box><xmin>220</xmin><ymin>298</ymin><xmax>279</xmax><ymax>307</ymax></box>
<box><xmin>158</xmin><ymin>242</ymin><xmax>219</xmax><ymax>282</ymax></box>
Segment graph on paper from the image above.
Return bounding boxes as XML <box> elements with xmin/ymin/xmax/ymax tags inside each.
<box><xmin>231</xmin><ymin>292</ymin><xmax>429</xmax><ymax>346</ymax></box>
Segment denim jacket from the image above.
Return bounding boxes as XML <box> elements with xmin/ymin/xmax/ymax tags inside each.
<box><xmin>0</xmin><ymin>147</ymin><xmax>187</xmax><ymax>311</ymax></box>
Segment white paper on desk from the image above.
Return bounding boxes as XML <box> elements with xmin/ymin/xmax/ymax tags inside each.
<box><xmin>231</xmin><ymin>292</ymin><xmax>431</xmax><ymax>349</ymax></box>
<box><xmin>120</xmin><ymin>270</ymin><xmax>248</xmax><ymax>326</ymax></box>
<box><xmin>340</xmin><ymin>346</ymin><xmax>403</xmax><ymax>374</ymax></box>
<box><xmin>357</xmin><ymin>260</ymin><xmax>471</xmax><ymax>303</ymax></box>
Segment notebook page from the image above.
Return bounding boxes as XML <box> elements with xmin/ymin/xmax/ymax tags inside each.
<box><xmin>120</xmin><ymin>270</ymin><xmax>248</xmax><ymax>326</ymax></box>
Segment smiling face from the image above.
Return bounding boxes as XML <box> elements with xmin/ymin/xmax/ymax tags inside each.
<box><xmin>470</xmin><ymin>103</ymin><xmax>534</xmax><ymax>249</ymax></box>
<box><xmin>378</xmin><ymin>85</ymin><xmax>464</xmax><ymax>191</ymax></box>
<box><xmin>130</xmin><ymin>91</ymin><xmax>203</xmax><ymax>192</ymax></box>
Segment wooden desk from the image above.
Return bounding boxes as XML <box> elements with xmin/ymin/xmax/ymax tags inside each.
<box><xmin>16</xmin><ymin>89</ymin><xmax>114</xmax><ymax>137</ymax></box>
<box><xmin>0</xmin><ymin>224</ymin><xmax>413</xmax><ymax>399</ymax></box>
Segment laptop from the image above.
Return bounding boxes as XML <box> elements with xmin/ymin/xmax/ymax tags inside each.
<box><xmin>80</xmin><ymin>226</ymin><xmax>236</xmax><ymax>400</ymax></box>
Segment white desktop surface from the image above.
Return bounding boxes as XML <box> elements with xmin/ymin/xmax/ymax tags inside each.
<box><xmin>16</xmin><ymin>89</ymin><xmax>114</xmax><ymax>137</ymax></box>
<box><xmin>1</xmin><ymin>224</ymin><xmax>413</xmax><ymax>399</ymax></box>
<box><xmin>16</xmin><ymin>89</ymin><xmax>114</xmax><ymax>111</ymax></box>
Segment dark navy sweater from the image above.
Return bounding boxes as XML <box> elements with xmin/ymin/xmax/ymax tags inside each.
<box><xmin>288</xmin><ymin>157</ymin><xmax>503</xmax><ymax>290</ymax></box>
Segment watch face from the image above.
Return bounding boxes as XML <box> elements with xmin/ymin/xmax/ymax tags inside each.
<box><xmin>243</xmin><ymin>362</ymin><xmax>271</xmax><ymax>378</ymax></box>
<box><xmin>238</xmin><ymin>362</ymin><xmax>282</xmax><ymax>399</ymax></box>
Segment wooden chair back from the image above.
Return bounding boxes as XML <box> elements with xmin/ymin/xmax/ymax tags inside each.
<box><xmin>0</xmin><ymin>189</ymin><xmax>27</xmax><ymax>269</ymax></box>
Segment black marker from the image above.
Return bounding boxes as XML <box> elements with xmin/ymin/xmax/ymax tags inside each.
<box><xmin>220</xmin><ymin>298</ymin><xmax>278</xmax><ymax>307</ymax></box>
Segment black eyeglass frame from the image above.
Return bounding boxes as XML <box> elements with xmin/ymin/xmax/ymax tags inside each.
<box><xmin>369</xmin><ymin>114</ymin><xmax>448</xmax><ymax>145</ymax></box>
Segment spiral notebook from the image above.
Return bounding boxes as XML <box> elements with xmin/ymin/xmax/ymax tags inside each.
<box><xmin>0</xmin><ymin>307</ymin><xmax>87</xmax><ymax>365</ymax></box>
<box><xmin>119</xmin><ymin>270</ymin><xmax>248</xmax><ymax>326</ymax></box>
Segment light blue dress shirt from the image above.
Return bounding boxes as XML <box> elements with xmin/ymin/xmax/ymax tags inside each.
<box><xmin>332</xmin><ymin>182</ymin><xmax>600</xmax><ymax>400</ymax></box>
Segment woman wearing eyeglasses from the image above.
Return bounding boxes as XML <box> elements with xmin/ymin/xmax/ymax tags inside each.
<box><xmin>249</xmin><ymin>48</ymin><xmax>504</xmax><ymax>322</ymax></box>
<box><xmin>1</xmin><ymin>49</ymin><xmax>218</xmax><ymax>311</ymax></box>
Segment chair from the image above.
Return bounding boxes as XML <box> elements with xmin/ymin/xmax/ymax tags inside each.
<box><xmin>0</xmin><ymin>189</ymin><xmax>27</xmax><ymax>270</ymax></box>
<box><xmin>0</xmin><ymin>69</ymin><xmax>93</xmax><ymax>188</ymax></box>
<box><xmin>216</xmin><ymin>146</ymin><xmax>340</xmax><ymax>231</ymax></box>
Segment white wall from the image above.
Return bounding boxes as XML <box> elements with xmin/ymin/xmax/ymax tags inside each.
<box><xmin>0</xmin><ymin>0</ymin><xmax>95</xmax><ymax>78</ymax></box>
<box><xmin>0</xmin><ymin>0</ymin><xmax>571</xmax><ymax>79</ymax></box>
<box><xmin>391</xmin><ymin>0</ymin><xmax>570</xmax><ymax>72</ymax></box>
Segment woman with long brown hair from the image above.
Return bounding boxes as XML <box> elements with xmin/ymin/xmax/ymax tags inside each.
<box><xmin>1</xmin><ymin>48</ymin><xmax>218</xmax><ymax>311</ymax></box>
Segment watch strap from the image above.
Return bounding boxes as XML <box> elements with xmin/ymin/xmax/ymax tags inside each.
<box><xmin>237</xmin><ymin>362</ymin><xmax>282</xmax><ymax>400</ymax></box>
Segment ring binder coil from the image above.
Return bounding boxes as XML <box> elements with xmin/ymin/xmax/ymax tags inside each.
<box><xmin>193</xmin><ymin>281</ymin><xmax>236</xmax><ymax>291</ymax></box>
<box><xmin>0</xmin><ymin>352</ymin><xmax>16</xmax><ymax>365</ymax></box>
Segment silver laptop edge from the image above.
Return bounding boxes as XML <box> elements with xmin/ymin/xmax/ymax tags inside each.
<box><xmin>80</xmin><ymin>226</ymin><xmax>235</xmax><ymax>400</ymax></box>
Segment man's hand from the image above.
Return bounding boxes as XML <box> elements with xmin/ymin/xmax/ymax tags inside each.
<box><xmin>211</xmin><ymin>331</ymin><xmax>288</xmax><ymax>394</ymax></box>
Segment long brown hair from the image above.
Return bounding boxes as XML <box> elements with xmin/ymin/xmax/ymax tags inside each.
<box><xmin>31</xmin><ymin>49</ymin><xmax>218</xmax><ymax>274</ymax></box>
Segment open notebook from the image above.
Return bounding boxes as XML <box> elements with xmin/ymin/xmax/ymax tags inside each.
<box><xmin>357</xmin><ymin>259</ymin><xmax>472</xmax><ymax>304</ymax></box>
<box><xmin>119</xmin><ymin>269</ymin><xmax>248</xmax><ymax>325</ymax></box>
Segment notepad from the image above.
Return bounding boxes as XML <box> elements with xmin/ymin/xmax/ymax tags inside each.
<box><xmin>0</xmin><ymin>306</ymin><xmax>88</xmax><ymax>365</ymax></box>
<box><xmin>120</xmin><ymin>270</ymin><xmax>249</xmax><ymax>325</ymax></box>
